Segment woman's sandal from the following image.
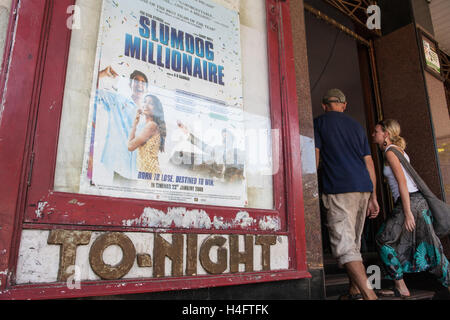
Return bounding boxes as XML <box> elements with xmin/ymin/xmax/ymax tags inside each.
<box><xmin>393</xmin><ymin>287</ymin><xmax>411</xmax><ymax>299</ymax></box>
<box><xmin>374</xmin><ymin>289</ymin><xmax>395</xmax><ymax>297</ymax></box>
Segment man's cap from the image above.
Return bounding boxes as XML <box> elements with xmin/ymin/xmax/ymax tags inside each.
<box><xmin>322</xmin><ymin>88</ymin><xmax>346</xmax><ymax>104</ymax></box>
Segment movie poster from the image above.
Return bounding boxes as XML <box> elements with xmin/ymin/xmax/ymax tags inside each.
<box><xmin>80</xmin><ymin>0</ymin><xmax>247</xmax><ymax>207</ymax></box>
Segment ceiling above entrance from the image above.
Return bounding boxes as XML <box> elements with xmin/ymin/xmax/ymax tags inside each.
<box><xmin>429</xmin><ymin>0</ymin><xmax>450</xmax><ymax>55</ymax></box>
<box><xmin>324</xmin><ymin>0</ymin><xmax>381</xmax><ymax>36</ymax></box>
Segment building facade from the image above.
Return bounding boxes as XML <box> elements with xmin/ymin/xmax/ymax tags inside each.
<box><xmin>0</xmin><ymin>0</ymin><xmax>449</xmax><ymax>300</ymax></box>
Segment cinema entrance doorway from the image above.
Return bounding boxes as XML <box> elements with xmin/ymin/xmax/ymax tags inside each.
<box><xmin>304</xmin><ymin>1</ymin><xmax>389</xmax><ymax>266</ymax></box>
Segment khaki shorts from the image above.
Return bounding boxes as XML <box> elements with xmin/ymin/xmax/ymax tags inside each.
<box><xmin>322</xmin><ymin>192</ymin><xmax>371</xmax><ymax>267</ymax></box>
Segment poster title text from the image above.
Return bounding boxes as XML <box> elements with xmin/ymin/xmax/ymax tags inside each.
<box><xmin>125</xmin><ymin>15</ymin><xmax>225</xmax><ymax>86</ymax></box>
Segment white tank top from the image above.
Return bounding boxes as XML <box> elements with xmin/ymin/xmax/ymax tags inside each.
<box><xmin>383</xmin><ymin>145</ymin><xmax>419</xmax><ymax>202</ymax></box>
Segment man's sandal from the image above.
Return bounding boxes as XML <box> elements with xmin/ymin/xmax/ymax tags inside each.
<box><xmin>338</xmin><ymin>293</ymin><xmax>363</xmax><ymax>300</ymax></box>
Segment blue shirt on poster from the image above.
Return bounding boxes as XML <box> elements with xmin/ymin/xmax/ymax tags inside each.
<box><xmin>314</xmin><ymin>111</ymin><xmax>373</xmax><ymax>194</ymax></box>
<box><xmin>95</xmin><ymin>89</ymin><xmax>139</xmax><ymax>180</ymax></box>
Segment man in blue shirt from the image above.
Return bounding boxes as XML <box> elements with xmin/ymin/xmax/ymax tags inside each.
<box><xmin>314</xmin><ymin>89</ymin><xmax>379</xmax><ymax>300</ymax></box>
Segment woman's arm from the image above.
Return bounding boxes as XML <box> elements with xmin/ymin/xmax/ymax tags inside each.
<box><xmin>128</xmin><ymin>118</ymin><xmax>157</xmax><ymax>152</ymax></box>
<box><xmin>385</xmin><ymin>150</ymin><xmax>416</xmax><ymax>232</ymax></box>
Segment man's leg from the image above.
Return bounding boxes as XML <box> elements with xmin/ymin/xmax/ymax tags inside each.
<box><xmin>348</xmin><ymin>277</ymin><xmax>361</xmax><ymax>296</ymax></box>
<box><xmin>344</xmin><ymin>263</ymin><xmax>377</xmax><ymax>300</ymax></box>
<box><xmin>345</xmin><ymin>193</ymin><xmax>377</xmax><ymax>300</ymax></box>
<box><xmin>323</xmin><ymin>193</ymin><xmax>377</xmax><ymax>300</ymax></box>
<box><xmin>345</xmin><ymin>261</ymin><xmax>377</xmax><ymax>300</ymax></box>
<box><xmin>346</xmin><ymin>192</ymin><xmax>371</xmax><ymax>296</ymax></box>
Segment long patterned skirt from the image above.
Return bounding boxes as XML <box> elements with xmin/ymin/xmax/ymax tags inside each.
<box><xmin>375</xmin><ymin>192</ymin><xmax>449</xmax><ymax>287</ymax></box>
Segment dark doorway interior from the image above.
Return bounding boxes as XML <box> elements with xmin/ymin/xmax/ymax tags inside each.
<box><xmin>305</xmin><ymin>7</ymin><xmax>367</xmax><ymax>129</ymax></box>
<box><xmin>304</xmin><ymin>2</ymin><xmax>383</xmax><ymax>256</ymax></box>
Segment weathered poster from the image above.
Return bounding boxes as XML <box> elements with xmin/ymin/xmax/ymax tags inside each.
<box><xmin>80</xmin><ymin>0</ymin><xmax>247</xmax><ymax>207</ymax></box>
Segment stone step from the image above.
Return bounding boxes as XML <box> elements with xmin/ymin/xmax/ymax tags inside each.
<box><xmin>326</xmin><ymin>289</ymin><xmax>435</xmax><ymax>300</ymax></box>
<box><xmin>325</xmin><ymin>273</ymin><xmax>437</xmax><ymax>300</ymax></box>
<box><xmin>325</xmin><ymin>273</ymin><xmax>389</xmax><ymax>298</ymax></box>
<box><xmin>323</xmin><ymin>252</ymin><xmax>449</xmax><ymax>300</ymax></box>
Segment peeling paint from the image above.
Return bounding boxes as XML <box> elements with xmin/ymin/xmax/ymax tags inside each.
<box><xmin>258</xmin><ymin>216</ymin><xmax>281</xmax><ymax>231</ymax></box>
<box><xmin>68</xmin><ymin>199</ymin><xmax>85</xmax><ymax>206</ymax></box>
<box><xmin>122</xmin><ymin>207</ymin><xmax>212</xmax><ymax>229</ymax></box>
<box><xmin>233</xmin><ymin>211</ymin><xmax>255</xmax><ymax>228</ymax></box>
<box><xmin>213</xmin><ymin>216</ymin><xmax>231</xmax><ymax>229</ymax></box>
<box><xmin>35</xmin><ymin>202</ymin><xmax>48</xmax><ymax>218</ymax></box>
<box><xmin>0</xmin><ymin>269</ymin><xmax>8</xmax><ymax>287</ymax></box>
<box><xmin>122</xmin><ymin>207</ymin><xmax>279</xmax><ymax>231</ymax></box>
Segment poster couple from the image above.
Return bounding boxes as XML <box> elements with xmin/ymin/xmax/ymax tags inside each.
<box><xmin>92</xmin><ymin>66</ymin><xmax>164</xmax><ymax>183</ymax></box>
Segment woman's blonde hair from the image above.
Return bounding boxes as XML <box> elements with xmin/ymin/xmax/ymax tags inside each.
<box><xmin>379</xmin><ymin>119</ymin><xmax>407</xmax><ymax>150</ymax></box>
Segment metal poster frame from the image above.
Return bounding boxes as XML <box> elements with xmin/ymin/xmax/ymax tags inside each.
<box><xmin>0</xmin><ymin>0</ymin><xmax>309</xmax><ymax>300</ymax></box>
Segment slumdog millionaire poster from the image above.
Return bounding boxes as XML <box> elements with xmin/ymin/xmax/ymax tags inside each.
<box><xmin>80</xmin><ymin>0</ymin><xmax>247</xmax><ymax>207</ymax></box>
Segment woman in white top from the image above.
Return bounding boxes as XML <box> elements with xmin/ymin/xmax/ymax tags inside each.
<box><xmin>373</xmin><ymin>119</ymin><xmax>449</xmax><ymax>298</ymax></box>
